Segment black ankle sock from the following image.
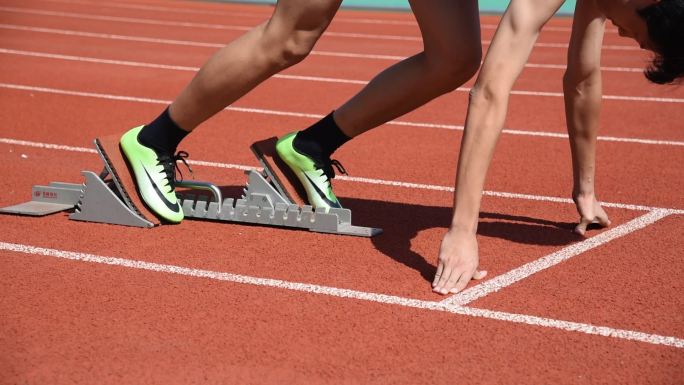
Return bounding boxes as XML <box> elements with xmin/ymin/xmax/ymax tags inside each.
<box><xmin>293</xmin><ymin>111</ymin><xmax>351</xmax><ymax>161</ymax></box>
<box><xmin>138</xmin><ymin>107</ymin><xmax>189</xmax><ymax>154</ymax></box>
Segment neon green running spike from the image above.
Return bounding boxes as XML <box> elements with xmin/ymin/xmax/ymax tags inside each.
<box><xmin>120</xmin><ymin>125</ymin><xmax>184</xmax><ymax>223</ymax></box>
<box><xmin>275</xmin><ymin>132</ymin><xmax>343</xmax><ymax>211</ymax></box>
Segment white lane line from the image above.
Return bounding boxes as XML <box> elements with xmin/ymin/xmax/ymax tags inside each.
<box><xmin>0</xmin><ymin>240</ymin><xmax>681</xmax><ymax>348</ymax></box>
<box><xmin>0</xmin><ymin>137</ymin><xmax>258</xmax><ymax>170</ymax></box>
<box><xmin>0</xmin><ymin>6</ymin><xmax>636</xmax><ymax>50</ymax></box>
<box><xmin>2</xmin><ymin>82</ymin><xmax>683</xmax><ymax>148</ymax></box>
<box><xmin>451</xmin><ymin>306</ymin><xmax>684</xmax><ymax>348</ymax></box>
<box><xmin>0</xmin><ymin>6</ymin><xmax>251</xmax><ymax>31</ymax></box>
<box><xmin>441</xmin><ymin>209</ymin><xmax>674</xmax><ymax>306</ymax></box>
<box><xmin>494</xmin><ymin>128</ymin><xmax>684</xmax><ymax>146</ymax></box>
<box><xmin>0</xmin><ymin>23</ymin><xmax>408</xmax><ymax>61</ymax></box>
<box><xmin>44</xmin><ymin>0</ymin><xmax>413</xmax><ymax>26</ymax></box>
<box><xmin>479</xmin><ymin>190</ymin><xmax>675</xmax><ymax>212</ymax></box>
<box><xmin>0</xmin><ymin>48</ymin><xmax>202</xmax><ymax>71</ymax></box>
<box><xmin>2</xmin><ymin>136</ymin><xmax>683</xmax><ymax>215</ymax></box>
<box><xmin>524</xmin><ymin>62</ymin><xmax>641</xmax><ymax>73</ymax></box>
<box><xmin>0</xmin><ymin>7</ymin><xmax>411</xmax><ymax>42</ymax></box>
<box><xmin>0</xmin><ymin>23</ymin><xmax>645</xmax><ymax>68</ymax></box>
<box><xmin>0</xmin><ymin>48</ymin><xmax>654</xmax><ymax>90</ymax></box>
<box><xmin>0</xmin><ymin>23</ymin><xmax>225</xmax><ymax>48</ymax></box>
<box><xmin>0</xmin><ymin>137</ymin><xmax>98</xmax><ymax>154</ymax></box>
<box><xmin>42</xmin><ymin>0</ymin><xmax>620</xmax><ymax>34</ymax></box>
<box><xmin>501</xmin><ymin>89</ymin><xmax>684</xmax><ymax>104</ymax></box>
<box><xmin>186</xmin><ymin>158</ymin><xmax>256</xmax><ymax>172</ymax></box>
<box><xmin>343</xmin><ymin>176</ymin><xmax>684</xmax><ymax>213</ymax></box>
<box><xmin>5</xmin><ymin>6</ymin><xmax>419</xmax><ymax>42</ymax></box>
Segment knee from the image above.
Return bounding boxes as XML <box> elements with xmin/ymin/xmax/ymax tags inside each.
<box><xmin>262</xmin><ymin>23</ymin><xmax>326</xmax><ymax>69</ymax></box>
<box><xmin>278</xmin><ymin>30</ymin><xmax>320</xmax><ymax>66</ymax></box>
<box><xmin>458</xmin><ymin>46</ymin><xmax>483</xmax><ymax>81</ymax></box>
<box><xmin>425</xmin><ymin>44</ymin><xmax>482</xmax><ymax>93</ymax></box>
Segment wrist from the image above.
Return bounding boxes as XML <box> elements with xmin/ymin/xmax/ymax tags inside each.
<box><xmin>449</xmin><ymin>220</ymin><xmax>478</xmax><ymax>235</ymax></box>
<box><xmin>572</xmin><ymin>186</ymin><xmax>595</xmax><ymax>198</ymax></box>
<box><xmin>572</xmin><ymin>177</ymin><xmax>596</xmax><ymax>197</ymax></box>
<box><xmin>451</xmin><ymin>200</ymin><xmax>481</xmax><ymax>235</ymax></box>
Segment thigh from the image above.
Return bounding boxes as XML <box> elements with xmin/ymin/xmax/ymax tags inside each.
<box><xmin>409</xmin><ymin>0</ymin><xmax>481</xmax><ymax>55</ymax></box>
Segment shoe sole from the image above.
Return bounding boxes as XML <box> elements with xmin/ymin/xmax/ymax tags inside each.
<box><xmin>95</xmin><ymin>134</ymin><xmax>161</xmax><ymax>225</ymax></box>
<box><xmin>273</xmin><ymin>134</ymin><xmax>342</xmax><ymax>210</ymax></box>
<box><xmin>251</xmin><ymin>137</ymin><xmax>308</xmax><ymax>207</ymax></box>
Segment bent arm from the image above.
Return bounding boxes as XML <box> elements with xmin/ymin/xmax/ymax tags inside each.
<box><xmin>450</xmin><ymin>0</ymin><xmax>565</xmax><ymax>233</ymax></box>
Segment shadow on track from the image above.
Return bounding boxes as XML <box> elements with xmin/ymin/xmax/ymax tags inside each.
<box><xmin>187</xmin><ymin>187</ymin><xmax>584</xmax><ymax>283</ymax></box>
<box><xmin>343</xmin><ymin>197</ymin><xmax>584</xmax><ymax>283</ymax></box>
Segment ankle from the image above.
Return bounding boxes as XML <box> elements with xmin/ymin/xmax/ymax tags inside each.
<box><xmin>293</xmin><ymin>133</ymin><xmax>326</xmax><ymax>161</ymax></box>
<box><xmin>138</xmin><ymin>107</ymin><xmax>189</xmax><ymax>154</ymax></box>
<box><xmin>295</xmin><ymin>111</ymin><xmax>350</xmax><ymax>159</ymax></box>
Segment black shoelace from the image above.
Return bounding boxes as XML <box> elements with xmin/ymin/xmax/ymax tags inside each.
<box><xmin>319</xmin><ymin>158</ymin><xmax>347</xmax><ymax>181</ymax></box>
<box><xmin>157</xmin><ymin>150</ymin><xmax>192</xmax><ymax>191</ymax></box>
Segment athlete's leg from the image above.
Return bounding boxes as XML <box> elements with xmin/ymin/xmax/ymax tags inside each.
<box><xmin>120</xmin><ymin>0</ymin><xmax>342</xmax><ymax>222</ymax></box>
<box><xmin>277</xmin><ymin>0</ymin><xmax>482</xmax><ymax>211</ymax></box>
<box><xmin>333</xmin><ymin>0</ymin><xmax>482</xmax><ymax>136</ymax></box>
<box><xmin>171</xmin><ymin>0</ymin><xmax>343</xmax><ymax>131</ymax></box>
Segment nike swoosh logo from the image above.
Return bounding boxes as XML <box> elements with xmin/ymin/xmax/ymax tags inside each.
<box><xmin>142</xmin><ymin>164</ymin><xmax>180</xmax><ymax>212</ymax></box>
<box><xmin>304</xmin><ymin>173</ymin><xmax>341</xmax><ymax>209</ymax></box>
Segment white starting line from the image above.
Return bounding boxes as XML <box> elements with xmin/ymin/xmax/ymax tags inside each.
<box><xmin>441</xmin><ymin>209</ymin><xmax>674</xmax><ymax>306</ymax></box>
<box><xmin>0</xmin><ymin>241</ymin><xmax>682</xmax><ymax>349</ymax></box>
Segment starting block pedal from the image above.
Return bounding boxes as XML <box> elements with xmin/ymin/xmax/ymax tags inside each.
<box><xmin>1</xmin><ymin>136</ymin><xmax>382</xmax><ymax>237</ymax></box>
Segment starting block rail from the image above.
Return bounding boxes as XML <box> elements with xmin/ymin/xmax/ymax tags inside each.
<box><xmin>1</xmin><ymin>137</ymin><xmax>382</xmax><ymax>237</ymax></box>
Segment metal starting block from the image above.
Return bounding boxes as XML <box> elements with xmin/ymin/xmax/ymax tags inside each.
<box><xmin>1</xmin><ymin>137</ymin><xmax>382</xmax><ymax>237</ymax></box>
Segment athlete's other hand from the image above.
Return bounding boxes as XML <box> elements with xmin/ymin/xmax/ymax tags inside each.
<box><xmin>432</xmin><ymin>229</ymin><xmax>487</xmax><ymax>295</ymax></box>
<box><xmin>573</xmin><ymin>192</ymin><xmax>611</xmax><ymax>236</ymax></box>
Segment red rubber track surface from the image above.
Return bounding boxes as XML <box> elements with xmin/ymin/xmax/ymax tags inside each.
<box><xmin>0</xmin><ymin>1</ymin><xmax>682</xmax><ymax>384</ymax></box>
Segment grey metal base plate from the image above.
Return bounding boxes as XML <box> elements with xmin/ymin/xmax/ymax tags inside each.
<box><xmin>178</xmin><ymin>170</ymin><xmax>382</xmax><ymax>237</ymax></box>
<box><xmin>0</xmin><ymin>182</ymin><xmax>81</xmax><ymax>216</ymax></box>
<box><xmin>0</xmin><ymin>201</ymin><xmax>75</xmax><ymax>216</ymax></box>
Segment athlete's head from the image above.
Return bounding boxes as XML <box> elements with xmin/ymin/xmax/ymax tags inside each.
<box><xmin>596</xmin><ymin>0</ymin><xmax>684</xmax><ymax>84</ymax></box>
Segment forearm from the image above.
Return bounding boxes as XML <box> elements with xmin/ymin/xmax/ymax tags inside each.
<box><xmin>564</xmin><ymin>71</ymin><xmax>602</xmax><ymax>196</ymax></box>
<box><xmin>451</xmin><ymin>89</ymin><xmax>509</xmax><ymax>233</ymax></box>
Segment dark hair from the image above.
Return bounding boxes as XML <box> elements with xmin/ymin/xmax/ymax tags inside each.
<box><xmin>638</xmin><ymin>0</ymin><xmax>684</xmax><ymax>84</ymax></box>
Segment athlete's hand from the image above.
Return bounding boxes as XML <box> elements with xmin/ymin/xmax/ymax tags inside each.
<box><xmin>432</xmin><ymin>229</ymin><xmax>487</xmax><ymax>295</ymax></box>
<box><xmin>573</xmin><ymin>193</ymin><xmax>611</xmax><ymax>236</ymax></box>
